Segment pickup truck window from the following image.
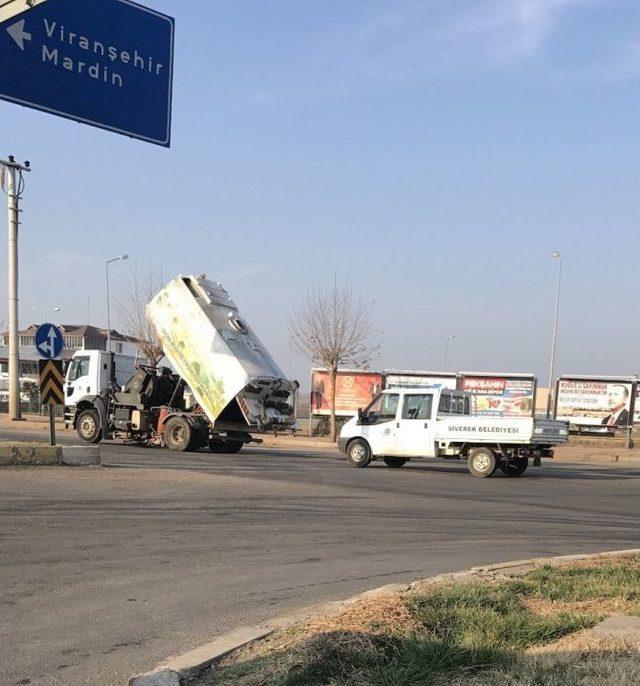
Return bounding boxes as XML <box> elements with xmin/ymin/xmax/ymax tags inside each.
<box><xmin>366</xmin><ymin>393</ymin><xmax>399</xmax><ymax>424</ymax></box>
<box><xmin>438</xmin><ymin>394</ymin><xmax>470</xmax><ymax>415</ymax></box>
<box><xmin>402</xmin><ymin>394</ymin><xmax>433</xmax><ymax>420</ymax></box>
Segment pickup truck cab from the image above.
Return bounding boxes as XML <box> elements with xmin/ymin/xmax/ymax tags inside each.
<box><xmin>338</xmin><ymin>387</ymin><xmax>568</xmax><ymax>477</ymax></box>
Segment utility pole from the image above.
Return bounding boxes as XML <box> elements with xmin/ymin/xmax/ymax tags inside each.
<box><xmin>1</xmin><ymin>155</ymin><xmax>31</xmax><ymax>421</ymax></box>
<box><xmin>546</xmin><ymin>251</ymin><xmax>563</xmax><ymax>418</ymax></box>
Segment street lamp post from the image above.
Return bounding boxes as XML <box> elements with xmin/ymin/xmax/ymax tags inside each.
<box><xmin>105</xmin><ymin>254</ymin><xmax>128</xmax><ymax>352</ymax></box>
<box><xmin>444</xmin><ymin>335</ymin><xmax>456</xmax><ymax>370</ymax></box>
<box><xmin>32</xmin><ymin>305</ymin><xmax>62</xmax><ymax>322</ymax></box>
<box><xmin>105</xmin><ymin>255</ymin><xmax>128</xmax><ymax>390</ymax></box>
<box><xmin>546</xmin><ymin>251</ymin><xmax>563</xmax><ymax>418</ymax></box>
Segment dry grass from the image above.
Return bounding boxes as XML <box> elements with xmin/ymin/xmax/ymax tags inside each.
<box><xmin>302</xmin><ymin>592</ymin><xmax>422</xmax><ymax>638</ymax></box>
<box><xmin>522</xmin><ymin>595</ymin><xmax>636</xmax><ymax>618</ymax></box>
<box><xmin>204</xmin><ymin>555</ymin><xmax>640</xmax><ymax>686</ymax></box>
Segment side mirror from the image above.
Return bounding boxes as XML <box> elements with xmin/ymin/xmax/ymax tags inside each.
<box><xmin>357</xmin><ymin>407</ymin><xmax>364</xmax><ymax>424</ymax></box>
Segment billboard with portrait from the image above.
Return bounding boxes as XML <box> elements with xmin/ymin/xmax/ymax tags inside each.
<box><xmin>310</xmin><ymin>369</ymin><xmax>384</xmax><ymax>416</ymax></box>
<box><xmin>555</xmin><ymin>377</ymin><xmax>635</xmax><ymax>428</ymax></box>
<box><xmin>460</xmin><ymin>374</ymin><xmax>535</xmax><ymax>417</ymax></box>
<box><xmin>635</xmin><ymin>385</ymin><xmax>640</xmax><ymax>425</ymax></box>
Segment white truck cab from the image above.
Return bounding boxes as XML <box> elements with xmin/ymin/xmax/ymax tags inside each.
<box><xmin>64</xmin><ymin>350</ymin><xmax>137</xmax><ymax>425</ymax></box>
<box><xmin>339</xmin><ymin>387</ymin><xmax>568</xmax><ymax>477</ymax></box>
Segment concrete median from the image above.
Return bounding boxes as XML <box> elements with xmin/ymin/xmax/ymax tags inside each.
<box><xmin>0</xmin><ymin>442</ymin><xmax>100</xmax><ymax>466</ymax></box>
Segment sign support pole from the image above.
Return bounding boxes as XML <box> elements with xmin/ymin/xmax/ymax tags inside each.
<box><xmin>48</xmin><ymin>404</ymin><xmax>56</xmax><ymax>446</ymax></box>
<box><xmin>1</xmin><ymin>155</ymin><xmax>30</xmax><ymax>421</ymax></box>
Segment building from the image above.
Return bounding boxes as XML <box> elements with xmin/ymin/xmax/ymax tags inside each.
<box><xmin>0</xmin><ymin>324</ymin><xmax>141</xmax><ymax>378</ymax></box>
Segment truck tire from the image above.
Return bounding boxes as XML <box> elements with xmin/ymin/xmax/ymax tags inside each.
<box><xmin>164</xmin><ymin>416</ymin><xmax>192</xmax><ymax>452</ymax></box>
<box><xmin>346</xmin><ymin>439</ymin><xmax>372</xmax><ymax>468</ymax></box>
<box><xmin>467</xmin><ymin>447</ymin><xmax>497</xmax><ymax>478</ymax></box>
<box><xmin>76</xmin><ymin>408</ymin><xmax>102</xmax><ymax>444</ymax></box>
<box><xmin>383</xmin><ymin>457</ymin><xmax>408</xmax><ymax>468</ymax></box>
<box><xmin>209</xmin><ymin>440</ymin><xmax>243</xmax><ymax>454</ymax></box>
<box><xmin>500</xmin><ymin>457</ymin><xmax>528</xmax><ymax>477</ymax></box>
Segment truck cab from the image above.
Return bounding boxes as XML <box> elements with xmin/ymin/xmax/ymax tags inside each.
<box><xmin>64</xmin><ymin>350</ymin><xmax>137</xmax><ymax>425</ymax></box>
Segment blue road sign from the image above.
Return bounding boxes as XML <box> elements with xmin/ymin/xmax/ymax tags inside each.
<box><xmin>0</xmin><ymin>0</ymin><xmax>174</xmax><ymax>147</ymax></box>
<box><xmin>35</xmin><ymin>323</ymin><xmax>64</xmax><ymax>359</ymax></box>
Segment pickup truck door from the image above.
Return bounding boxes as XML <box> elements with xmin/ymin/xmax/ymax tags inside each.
<box><xmin>361</xmin><ymin>393</ymin><xmax>400</xmax><ymax>456</ymax></box>
<box><xmin>395</xmin><ymin>393</ymin><xmax>436</xmax><ymax>457</ymax></box>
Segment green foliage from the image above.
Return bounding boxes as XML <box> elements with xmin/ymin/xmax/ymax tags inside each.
<box><xmin>207</xmin><ymin>560</ymin><xmax>640</xmax><ymax>686</ymax></box>
<box><xmin>510</xmin><ymin>559</ymin><xmax>640</xmax><ymax>605</ymax></box>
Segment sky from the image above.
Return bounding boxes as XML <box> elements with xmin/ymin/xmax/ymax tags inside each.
<box><xmin>1</xmin><ymin>0</ymin><xmax>639</xmax><ymax>387</ymax></box>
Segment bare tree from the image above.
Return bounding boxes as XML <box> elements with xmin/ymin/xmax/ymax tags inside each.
<box><xmin>119</xmin><ymin>266</ymin><xmax>165</xmax><ymax>366</ymax></box>
<box><xmin>290</xmin><ymin>280</ymin><xmax>380</xmax><ymax>442</ymax></box>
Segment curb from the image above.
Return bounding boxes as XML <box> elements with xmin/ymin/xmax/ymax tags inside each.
<box><xmin>0</xmin><ymin>443</ymin><xmax>101</xmax><ymax>466</ymax></box>
<box><xmin>128</xmin><ymin>547</ymin><xmax>640</xmax><ymax>685</ymax></box>
<box><xmin>0</xmin><ymin>443</ymin><xmax>60</xmax><ymax>465</ymax></box>
<box><xmin>129</xmin><ymin>627</ymin><xmax>273</xmax><ymax>686</ymax></box>
<box><xmin>60</xmin><ymin>445</ymin><xmax>101</xmax><ymax>466</ymax></box>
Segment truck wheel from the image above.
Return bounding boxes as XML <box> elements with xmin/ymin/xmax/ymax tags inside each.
<box><xmin>77</xmin><ymin>409</ymin><xmax>102</xmax><ymax>444</ymax></box>
<box><xmin>209</xmin><ymin>440</ymin><xmax>243</xmax><ymax>454</ymax></box>
<box><xmin>467</xmin><ymin>447</ymin><xmax>496</xmax><ymax>478</ymax></box>
<box><xmin>346</xmin><ymin>439</ymin><xmax>372</xmax><ymax>468</ymax></box>
<box><xmin>500</xmin><ymin>457</ymin><xmax>528</xmax><ymax>477</ymax></box>
<box><xmin>383</xmin><ymin>457</ymin><xmax>408</xmax><ymax>468</ymax></box>
<box><xmin>164</xmin><ymin>416</ymin><xmax>192</xmax><ymax>452</ymax></box>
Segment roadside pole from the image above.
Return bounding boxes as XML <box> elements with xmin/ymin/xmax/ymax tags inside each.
<box><xmin>546</xmin><ymin>251</ymin><xmax>563</xmax><ymax>418</ymax></box>
<box><xmin>1</xmin><ymin>155</ymin><xmax>30</xmax><ymax>421</ymax></box>
<box><xmin>48</xmin><ymin>404</ymin><xmax>56</xmax><ymax>446</ymax></box>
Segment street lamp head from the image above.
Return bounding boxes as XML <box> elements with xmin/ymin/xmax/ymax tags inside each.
<box><xmin>52</xmin><ymin>307</ymin><xmax>61</xmax><ymax>312</ymax></box>
<box><xmin>552</xmin><ymin>251</ymin><xmax>561</xmax><ymax>259</ymax></box>
<box><xmin>448</xmin><ymin>335</ymin><xmax>456</xmax><ymax>341</ymax></box>
<box><xmin>107</xmin><ymin>254</ymin><xmax>130</xmax><ymax>264</ymax></box>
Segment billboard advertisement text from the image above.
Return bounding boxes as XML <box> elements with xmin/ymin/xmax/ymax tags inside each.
<box><xmin>461</xmin><ymin>376</ymin><xmax>534</xmax><ymax>417</ymax></box>
<box><xmin>556</xmin><ymin>379</ymin><xmax>634</xmax><ymax>427</ymax></box>
<box><xmin>311</xmin><ymin>370</ymin><xmax>383</xmax><ymax>416</ymax></box>
<box><xmin>384</xmin><ymin>373</ymin><xmax>456</xmax><ymax>390</ymax></box>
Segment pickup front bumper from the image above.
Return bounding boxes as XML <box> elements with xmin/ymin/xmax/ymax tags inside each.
<box><xmin>337</xmin><ymin>437</ymin><xmax>348</xmax><ymax>453</ymax></box>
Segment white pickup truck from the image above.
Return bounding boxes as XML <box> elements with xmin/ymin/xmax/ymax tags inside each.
<box><xmin>338</xmin><ymin>387</ymin><xmax>568</xmax><ymax>477</ymax></box>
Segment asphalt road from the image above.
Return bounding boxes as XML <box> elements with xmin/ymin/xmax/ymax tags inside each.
<box><xmin>2</xmin><ymin>441</ymin><xmax>639</xmax><ymax>686</ymax></box>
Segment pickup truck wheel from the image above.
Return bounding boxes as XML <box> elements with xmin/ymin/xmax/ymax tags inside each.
<box><xmin>164</xmin><ymin>416</ymin><xmax>192</xmax><ymax>452</ymax></box>
<box><xmin>500</xmin><ymin>457</ymin><xmax>529</xmax><ymax>477</ymax></box>
<box><xmin>77</xmin><ymin>409</ymin><xmax>102</xmax><ymax>444</ymax></box>
<box><xmin>346</xmin><ymin>439</ymin><xmax>372</xmax><ymax>468</ymax></box>
<box><xmin>467</xmin><ymin>447</ymin><xmax>496</xmax><ymax>478</ymax></box>
<box><xmin>383</xmin><ymin>457</ymin><xmax>408</xmax><ymax>468</ymax></box>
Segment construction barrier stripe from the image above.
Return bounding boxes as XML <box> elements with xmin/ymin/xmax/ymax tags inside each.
<box><xmin>38</xmin><ymin>360</ymin><xmax>64</xmax><ymax>405</ymax></box>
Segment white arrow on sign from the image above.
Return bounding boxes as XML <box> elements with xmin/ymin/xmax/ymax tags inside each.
<box><xmin>7</xmin><ymin>19</ymin><xmax>32</xmax><ymax>50</ymax></box>
<box><xmin>37</xmin><ymin>327</ymin><xmax>59</xmax><ymax>356</ymax></box>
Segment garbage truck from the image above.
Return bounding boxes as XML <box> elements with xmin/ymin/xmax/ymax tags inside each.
<box><xmin>70</xmin><ymin>275</ymin><xmax>297</xmax><ymax>452</ymax></box>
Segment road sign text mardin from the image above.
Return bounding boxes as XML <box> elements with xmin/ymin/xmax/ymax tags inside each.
<box><xmin>39</xmin><ymin>18</ymin><xmax>166</xmax><ymax>87</ymax></box>
<box><xmin>0</xmin><ymin>0</ymin><xmax>174</xmax><ymax>146</ymax></box>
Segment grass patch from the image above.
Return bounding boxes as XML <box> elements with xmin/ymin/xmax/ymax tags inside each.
<box><xmin>510</xmin><ymin>557</ymin><xmax>640</xmax><ymax>605</ymax></box>
<box><xmin>203</xmin><ymin>557</ymin><xmax>640</xmax><ymax>686</ymax></box>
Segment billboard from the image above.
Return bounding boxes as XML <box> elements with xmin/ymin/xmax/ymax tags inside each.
<box><xmin>310</xmin><ymin>370</ymin><xmax>383</xmax><ymax>416</ymax></box>
<box><xmin>635</xmin><ymin>386</ymin><xmax>640</xmax><ymax>425</ymax></box>
<box><xmin>555</xmin><ymin>378</ymin><xmax>635</xmax><ymax>428</ymax></box>
<box><xmin>384</xmin><ymin>372</ymin><xmax>457</xmax><ymax>390</ymax></box>
<box><xmin>460</xmin><ymin>374</ymin><xmax>535</xmax><ymax>417</ymax></box>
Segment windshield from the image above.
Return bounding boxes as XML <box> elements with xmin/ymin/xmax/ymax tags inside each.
<box><xmin>364</xmin><ymin>393</ymin><xmax>399</xmax><ymax>423</ymax></box>
<box><xmin>67</xmin><ymin>356</ymin><xmax>90</xmax><ymax>382</ymax></box>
